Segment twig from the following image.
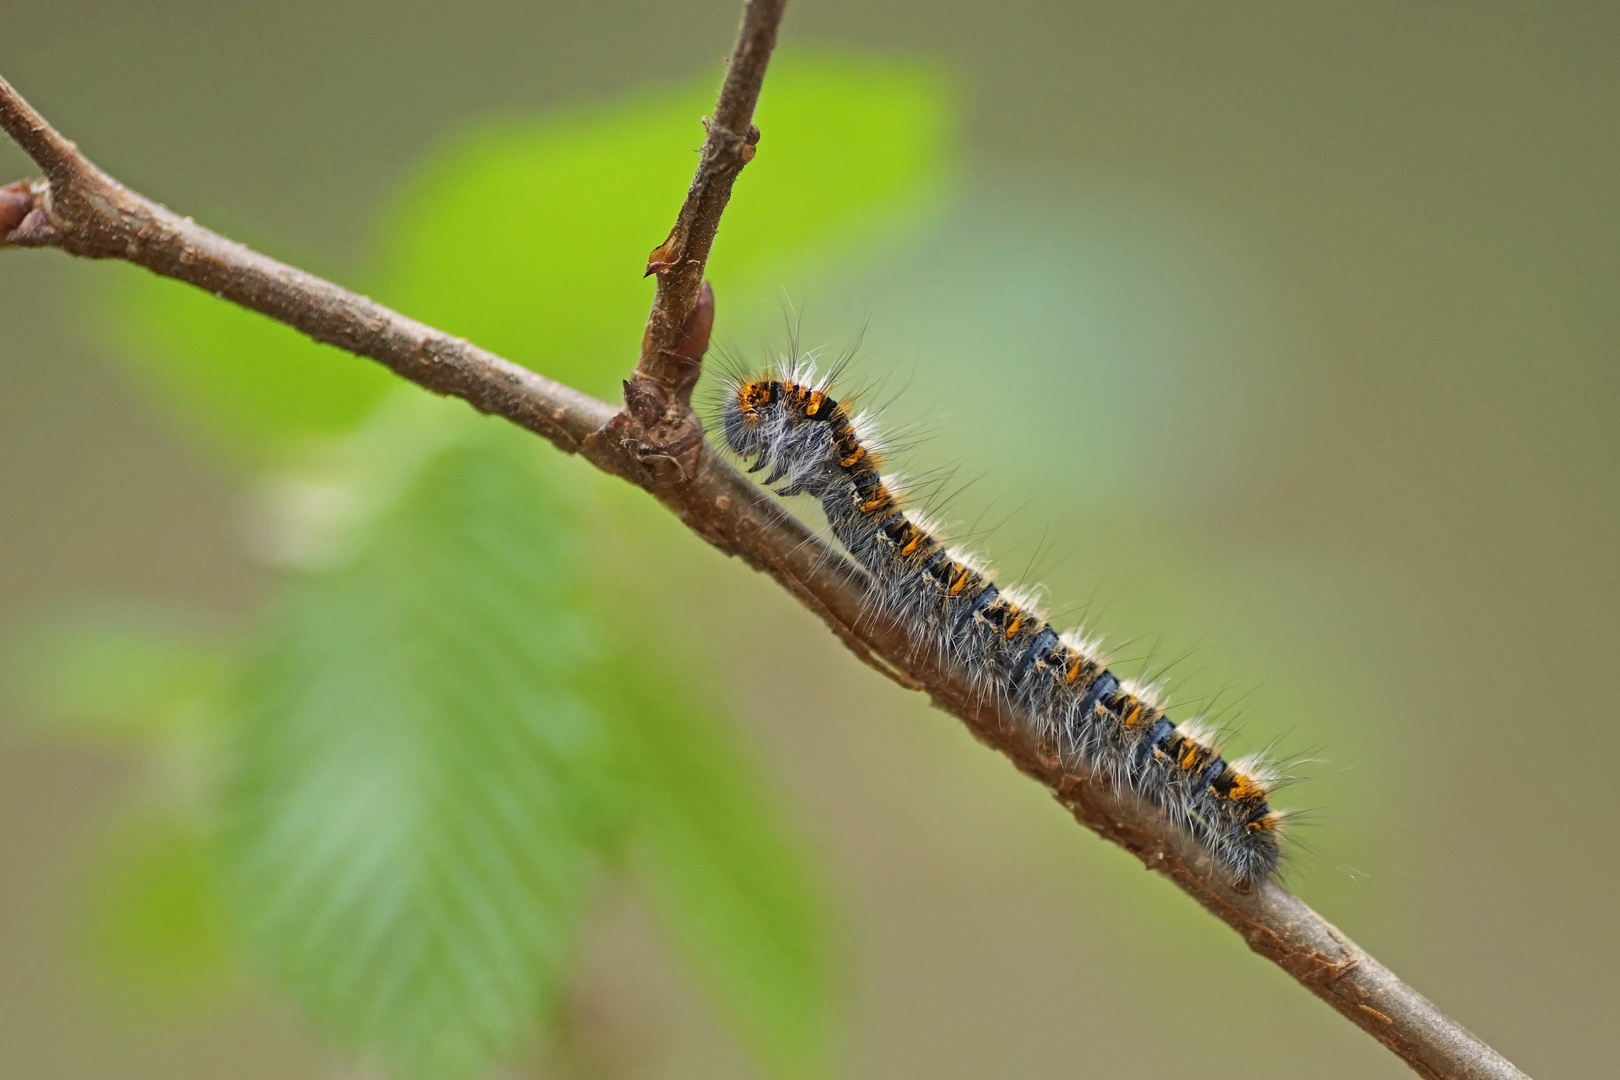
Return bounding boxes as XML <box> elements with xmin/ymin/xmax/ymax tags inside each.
<box><xmin>0</xmin><ymin>12</ymin><xmax>1526</xmax><ymax>1079</ymax></box>
<box><xmin>637</xmin><ymin>1</ymin><xmax>776</xmax><ymax>395</ymax></box>
<box><xmin>612</xmin><ymin>0</ymin><xmax>781</xmax><ymax>492</ymax></box>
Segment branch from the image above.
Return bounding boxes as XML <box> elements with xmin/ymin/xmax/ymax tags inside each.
<box><xmin>0</xmin><ymin>20</ymin><xmax>1525</xmax><ymax>1080</ymax></box>
<box><xmin>637</xmin><ymin>0</ymin><xmax>777</xmax><ymax>398</ymax></box>
<box><xmin>612</xmin><ymin>0</ymin><xmax>781</xmax><ymax>490</ymax></box>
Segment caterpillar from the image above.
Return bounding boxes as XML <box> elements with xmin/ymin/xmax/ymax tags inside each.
<box><xmin>718</xmin><ymin>358</ymin><xmax>1288</xmax><ymax>886</ymax></box>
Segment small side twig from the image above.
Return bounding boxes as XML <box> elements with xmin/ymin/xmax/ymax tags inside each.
<box><xmin>0</xmin><ymin>13</ymin><xmax>1526</xmax><ymax>1079</ymax></box>
<box><xmin>603</xmin><ymin>0</ymin><xmax>781</xmax><ymax>493</ymax></box>
<box><xmin>636</xmin><ymin>0</ymin><xmax>778</xmax><ymax>404</ymax></box>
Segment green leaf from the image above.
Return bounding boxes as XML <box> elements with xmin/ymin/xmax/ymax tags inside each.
<box><xmin>99</xmin><ymin>52</ymin><xmax>953</xmax><ymax>463</ymax></box>
<box><xmin>606</xmin><ymin>664</ymin><xmax>839</xmax><ymax>1080</ymax></box>
<box><xmin>102</xmin><ymin>257</ymin><xmax>398</xmax><ymax>462</ymax></box>
<box><xmin>711</xmin><ymin>54</ymin><xmax>952</xmax><ymax>295</ymax></box>
<box><xmin>79</xmin><ymin>816</ymin><xmax>236</xmax><ymax>1009</ymax></box>
<box><xmin>2</xmin><ymin>605</ymin><xmax>233</xmax><ymax>741</ymax></box>
<box><xmin>86</xmin><ymin>54</ymin><xmax>953</xmax><ymax>1076</ymax></box>
<box><xmin>377</xmin><ymin>52</ymin><xmax>951</xmax><ymax>400</ymax></box>
<box><xmin>223</xmin><ymin>410</ymin><xmax>615</xmax><ymax>1080</ymax></box>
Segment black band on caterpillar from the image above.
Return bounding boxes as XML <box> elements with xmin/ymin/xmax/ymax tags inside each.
<box><xmin>720</xmin><ymin>363</ymin><xmax>1288</xmax><ymax>886</ymax></box>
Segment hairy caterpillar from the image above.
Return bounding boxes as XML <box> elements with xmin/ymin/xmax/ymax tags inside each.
<box><xmin>718</xmin><ymin>358</ymin><xmax>1288</xmax><ymax>885</ymax></box>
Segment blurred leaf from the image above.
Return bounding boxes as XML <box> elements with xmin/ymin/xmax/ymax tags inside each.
<box><xmin>103</xmin><ymin>257</ymin><xmax>398</xmax><ymax>463</ymax></box>
<box><xmin>224</xmin><ymin>413</ymin><xmax>615</xmax><ymax>1080</ymax></box>
<box><xmin>713</xmin><ymin>55</ymin><xmax>952</xmax><ymax>296</ymax></box>
<box><xmin>3</xmin><ymin>605</ymin><xmax>233</xmax><ymax>741</ymax></box>
<box><xmin>101</xmin><ymin>52</ymin><xmax>952</xmax><ymax>464</ymax></box>
<box><xmin>80</xmin><ymin>817</ymin><xmax>236</xmax><ymax>1009</ymax></box>
<box><xmin>87</xmin><ymin>53</ymin><xmax>953</xmax><ymax>1079</ymax></box>
<box><xmin>607</xmin><ymin>666</ymin><xmax>838</xmax><ymax>1080</ymax></box>
<box><xmin>378</xmin><ymin>52</ymin><xmax>950</xmax><ymax>400</ymax></box>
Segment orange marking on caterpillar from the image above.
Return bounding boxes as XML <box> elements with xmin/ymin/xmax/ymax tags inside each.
<box><xmin>1227</xmin><ymin>774</ymin><xmax>1267</xmax><ymax>801</ymax></box>
<box><xmin>861</xmin><ymin>487</ymin><xmax>894</xmax><ymax>513</ymax></box>
<box><xmin>1120</xmin><ymin>699</ymin><xmax>1145</xmax><ymax>728</ymax></box>
<box><xmin>1247</xmin><ymin>813</ymin><xmax>1281</xmax><ymax>833</ymax></box>
<box><xmin>736</xmin><ymin>382</ymin><xmax>771</xmax><ymax>423</ymax></box>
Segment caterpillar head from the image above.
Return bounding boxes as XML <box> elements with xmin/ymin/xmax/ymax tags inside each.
<box><xmin>720</xmin><ymin>378</ymin><xmax>778</xmax><ymax>462</ymax></box>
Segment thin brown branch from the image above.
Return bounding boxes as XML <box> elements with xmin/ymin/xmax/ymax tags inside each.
<box><xmin>636</xmin><ymin>0</ymin><xmax>779</xmax><ymax>402</ymax></box>
<box><xmin>0</xmin><ymin>38</ymin><xmax>1526</xmax><ymax>1080</ymax></box>
<box><xmin>608</xmin><ymin>0</ymin><xmax>783</xmax><ymax>494</ymax></box>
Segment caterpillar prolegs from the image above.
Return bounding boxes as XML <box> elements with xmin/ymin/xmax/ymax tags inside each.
<box><xmin>719</xmin><ymin>362</ymin><xmax>1288</xmax><ymax>886</ymax></box>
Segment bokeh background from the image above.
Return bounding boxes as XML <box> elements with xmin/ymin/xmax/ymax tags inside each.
<box><xmin>2</xmin><ymin>2</ymin><xmax>1616</xmax><ymax>1078</ymax></box>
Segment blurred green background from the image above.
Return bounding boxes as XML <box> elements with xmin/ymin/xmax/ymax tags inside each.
<box><xmin>1</xmin><ymin>2</ymin><xmax>1615</xmax><ymax>1078</ymax></box>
